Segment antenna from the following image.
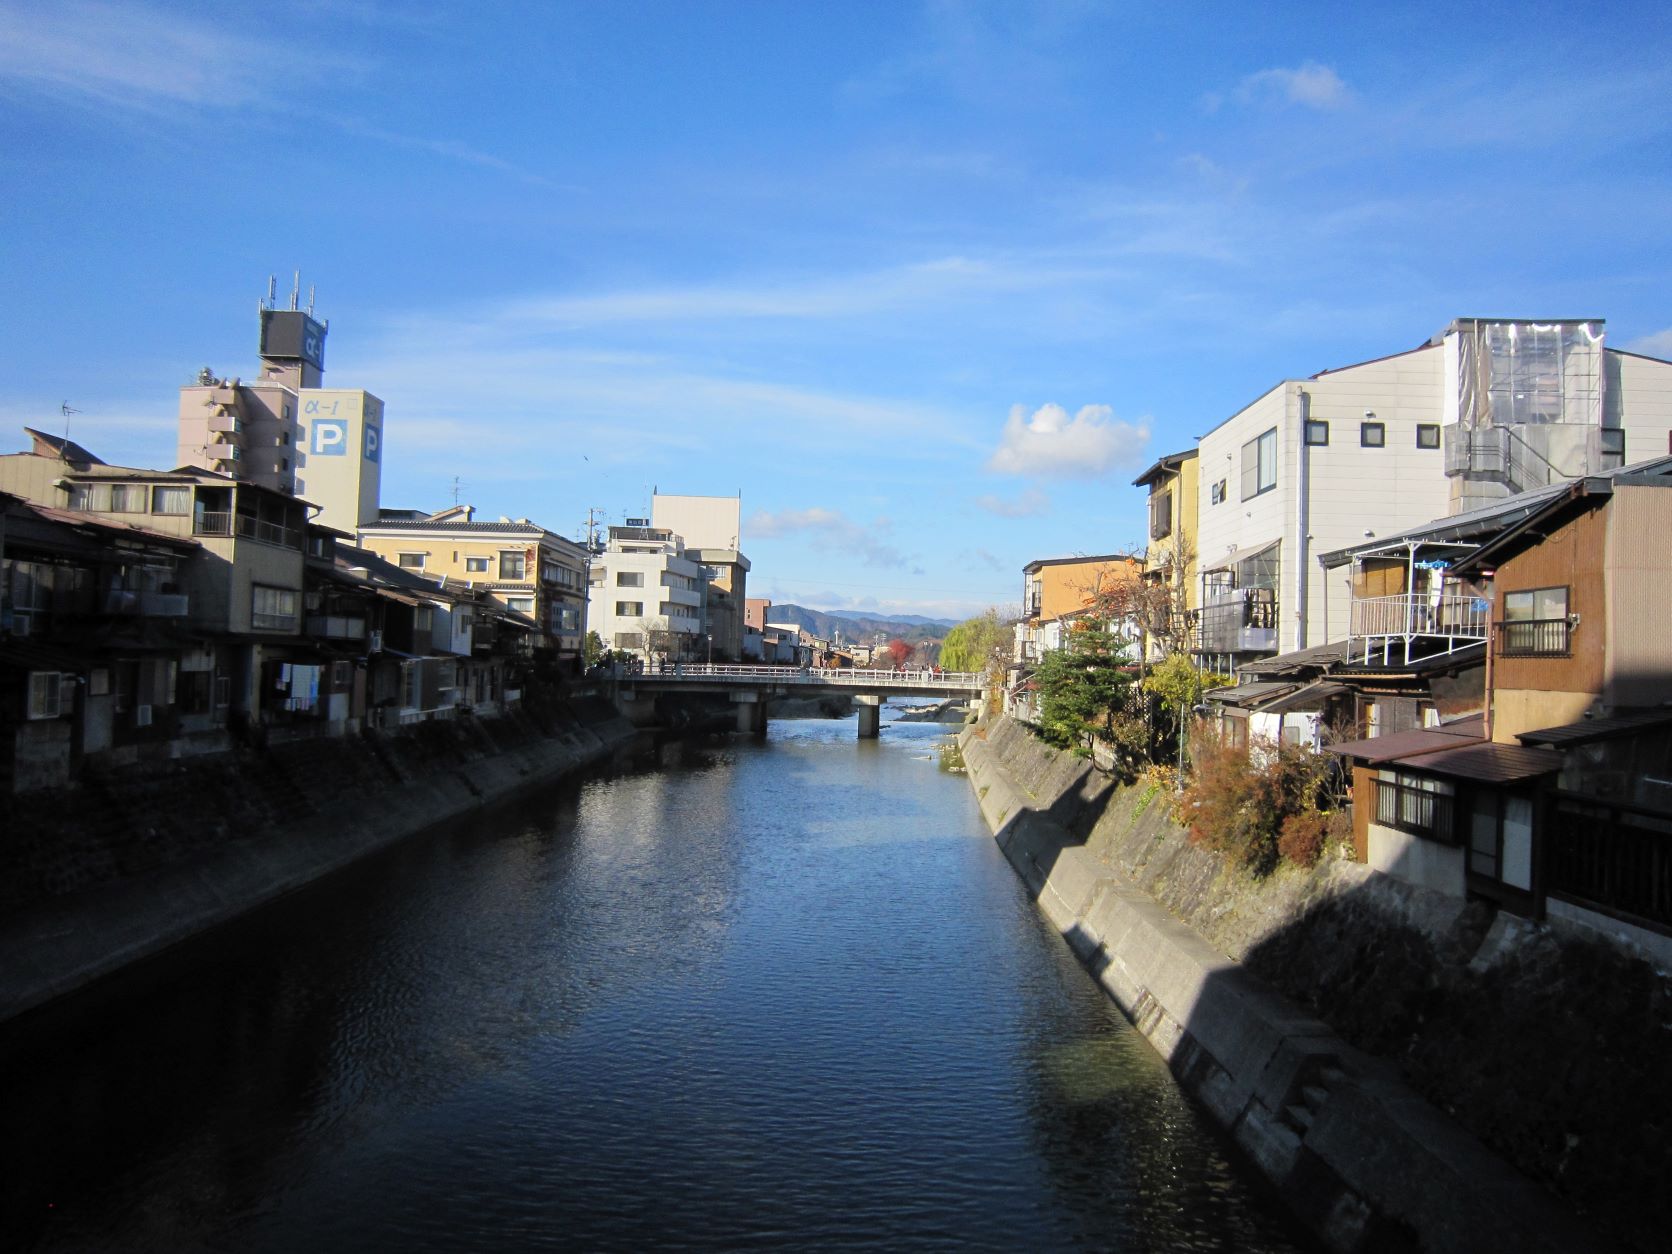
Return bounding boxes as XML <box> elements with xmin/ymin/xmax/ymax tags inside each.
<box><xmin>266</xmin><ymin>274</ymin><xmax>277</xmax><ymax>309</ymax></box>
<box><xmin>290</xmin><ymin>271</ymin><xmax>300</xmax><ymax>311</ymax></box>
<box><xmin>307</xmin><ymin>284</ymin><xmax>316</xmax><ymax>317</ymax></box>
<box><xmin>450</xmin><ymin>476</ymin><xmax>463</xmax><ymax>507</ymax></box>
<box><xmin>60</xmin><ymin>400</ymin><xmax>80</xmax><ymax>450</ymax></box>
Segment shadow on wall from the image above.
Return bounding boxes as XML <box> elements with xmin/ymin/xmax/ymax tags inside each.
<box><xmin>973</xmin><ymin>721</ymin><xmax>1665</xmax><ymax>1254</ymax></box>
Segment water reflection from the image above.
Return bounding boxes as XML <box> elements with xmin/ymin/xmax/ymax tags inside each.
<box><xmin>5</xmin><ymin>717</ymin><xmax>1306</xmax><ymax>1252</ymax></box>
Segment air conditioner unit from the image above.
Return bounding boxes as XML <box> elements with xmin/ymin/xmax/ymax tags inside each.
<box><xmin>134</xmin><ymin>704</ymin><xmax>153</xmax><ymax>727</ymax></box>
<box><xmin>369</xmin><ymin>629</ymin><xmax>384</xmax><ymax>653</ymax></box>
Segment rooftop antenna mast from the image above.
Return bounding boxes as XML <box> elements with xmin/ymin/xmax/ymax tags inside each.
<box><xmin>450</xmin><ymin>476</ymin><xmax>463</xmax><ymax>507</ymax></box>
<box><xmin>582</xmin><ymin>506</ymin><xmax>606</xmax><ymax>552</ymax></box>
<box><xmin>60</xmin><ymin>400</ymin><xmax>80</xmax><ymax>451</ymax></box>
<box><xmin>290</xmin><ymin>270</ymin><xmax>301</xmax><ymax>311</ymax></box>
<box><xmin>307</xmin><ymin>284</ymin><xmax>316</xmax><ymax>317</ymax></box>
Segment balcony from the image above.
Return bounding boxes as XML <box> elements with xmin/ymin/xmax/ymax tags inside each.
<box><xmin>1197</xmin><ymin>589</ymin><xmax>1277</xmax><ymax>655</ymax></box>
<box><xmin>101</xmin><ymin>589</ymin><xmax>190</xmax><ymax>617</ymax></box>
<box><xmin>305</xmin><ymin>614</ymin><xmax>367</xmax><ymax>640</ymax></box>
<box><xmin>195</xmin><ymin>511</ymin><xmax>233</xmax><ymax>537</ymax></box>
<box><xmin>1498</xmin><ymin>618</ymin><xmax>1571</xmax><ymax>658</ymax></box>
<box><xmin>235</xmin><ymin>514</ymin><xmax>302</xmax><ymax>549</ymax></box>
<box><xmin>1349</xmin><ymin>593</ymin><xmax>1489</xmax><ymax>666</ymax></box>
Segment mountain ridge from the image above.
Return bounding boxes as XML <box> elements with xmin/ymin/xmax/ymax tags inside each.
<box><xmin>762</xmin><ymin>603</ymin><xmax>954</xmax><ymax>644</ymax></box>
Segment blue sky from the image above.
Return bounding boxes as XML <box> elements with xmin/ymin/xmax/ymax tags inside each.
<box><xmin>3</xmin><ymin>0</ymin><xmax>1670</xmax><ymax>621</ymax></box>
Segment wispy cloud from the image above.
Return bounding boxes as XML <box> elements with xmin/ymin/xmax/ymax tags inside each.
<box><xmin>987</xmin><ymin>403</ymin><xmax>1149</xmax><ymax>479</ymax></box>
<box><xmin>0</xmin><ymin>0</ymin><xmax>346</xmax><ymax>112</ymax></box>
<box><xmin>1624</xmin><ymin>327</ymin><xmax>1672</xmax><ymax>359</ymax></box>
<box><xmin>1224</xmin><ymin>61</ymin><xmax>1351</xmax><ymax>112</ymax></box>
<box><xmin>746</xmin><ymin>507</ymin><xmax>920</xmax><ymax>572</ymax></box>
<box><xmin>0</xmin><ymin>0</ymin><xmax>546</xmax><ymax>182</ymax></box>
<box><xmin>974</xmin><ymin>488</ymin><xmax>1049</xmax><ymax>518</ymax></box>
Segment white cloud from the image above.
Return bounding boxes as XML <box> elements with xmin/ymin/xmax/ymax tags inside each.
<box><xmin>1229</xmin><ymin>62</ymin><xmax>1351</xmax><ymax>111</ymax></box>
<box><xmin>746</xmin><ymin>507</ymin><xmax>917</xmax><ymax>571</ymax></box>
<box><xmin>974</xmin><ymin>488</ymin><xmax>1048</xmax><ymax>518</ymax></box>
<box><xmin>986</xmin><ymin>403</ymin><xmax>1149</xmax><ymax>479</ymax></box>
<box><xmin>1624</xmin><ymin>327</ymin><xmax>1672</xmax><ymax>360</ymax></box>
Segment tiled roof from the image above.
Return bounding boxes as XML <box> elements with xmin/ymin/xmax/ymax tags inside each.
<box><xmin>360</xmin><ymin>519</ymin><xmax>546</xmax><ymax>535</ymax></box>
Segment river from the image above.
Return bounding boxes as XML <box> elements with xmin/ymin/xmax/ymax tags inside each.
<box><xmin>4</xmin><ymin>714</ymin><xmax>1308</xmax><ymax>1252</ymax></box>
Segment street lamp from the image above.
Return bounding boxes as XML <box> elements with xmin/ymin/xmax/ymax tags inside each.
<box><xmin>706</xmin><ymin>633</ymin><xmax>713</xmax><ymax>666</ymax></box>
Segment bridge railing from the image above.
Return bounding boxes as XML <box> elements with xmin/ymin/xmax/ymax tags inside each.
<box><xmin>625</xmin><ymin>663</ymin><xmax>986</xmax><ymax>690</ymax></box>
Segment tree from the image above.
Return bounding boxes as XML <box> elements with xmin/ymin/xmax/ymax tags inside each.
<box><xmin>1142</xmin><ymin>653</ymin><xmax>1230</xmax><ymax>772</ymax></box>
<box><xmin>1032</xmin><ymin>619</ymin><xmax>1137</xmax><ymax>754</ymax></box>
<box><xmin>885</xmin><ymin>638</ymin><xmax>913</xmax><ymax>668</ymax></box>
<box><xmin>583</xmin><ymin>630</ymin><xmax>607</xmax><ymax>667</ymax></box>
<box><xmin>939</xmin><ymin>609</ymin><xmax>1014</xmax><ymax>674</ymax></box>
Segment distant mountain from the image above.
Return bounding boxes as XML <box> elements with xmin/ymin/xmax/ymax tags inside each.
<box><xmin>765</xmin><ymin>603</ymin><xmax>955</xmax><ymax>644</ymax></box>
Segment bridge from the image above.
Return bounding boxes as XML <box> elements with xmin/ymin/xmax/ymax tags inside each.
<box><xmin>605</xmin><ymin>664</ymin><xmax>989</xmax><ymax>738</ymax></box>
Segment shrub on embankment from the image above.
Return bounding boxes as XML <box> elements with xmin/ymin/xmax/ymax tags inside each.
<box><xmin>996</xmin><ymin>715</ymin><xmax>1671</xmax><ymax>1254</ymax></box>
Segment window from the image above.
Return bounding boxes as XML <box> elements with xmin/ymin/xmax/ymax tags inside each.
<box><xmin>616</xmin><ymin>601</ymin><xmax>644</xmax><ymax>617</ymax></box>
<box><xmin>1416</xmin><ymin>423</ymin><xmax>1440</xmax><ymax>449</ymax></box>
<box><xmin>1240</xmin><ymin>428</ymin><xmax>1277</xmax><ymax>500</ymax></box>
<box><xmin>1210</xmin><ymin>478</ymin><xmax>1227</xmax><ymax>506</ymax></box>
<box><xmin>1149</xmin><ymin>489</ymin><xmax>1173</xmax><ymax>540</ymax></box>
<box><xmin>415</xmin><ymin>606</ymin><xmax>434</xmax><ymax>631</ymax></box>
<box><xmin>151</xmin><ymin>486</ymin><xmax>190</xmax><ymax>515</ymax></box>
<box><xmin>251</xmin><ymin>585</ymin><xmax>299</xmax><ymax>631</ymax></box>
<box><xmin>465</xmin><ymin>556</ymin><xmax>489</xmax><ymax>573</ymax></box>
<box><xmin>1467</xmin><ymin>791</ymin><xmax>1535</xmax><ymax>891</ymax></box>
<box><xmin>110</xmin><ymin>483</ymin><xmax>148</xmax><ymax>513</ymax></box>
<box><xmin>1304</xmin><ymin>420</ymin><xmax>1329</xmax><ymax>446</ymax></box>
<box><xmin>499</xmin><ymin>552</ymin><xmax>527</xmax><ymax>580</ymax></box>
<box><xmin>615</xmin><ymin>632</ymin><xmax>644</xmax><ymax>650</ymax></box>
<box><xmin>506</xmin><ymin>596</ymin><xmax>536</xmax><ymax>614</ymax></box>
<box><xmin>557</xmin><ymin>606</ymin><xmax>581</xmax><ymax>632</ymax></box>
<box><xmin>397</xmin><ymin>553</ymin><xmax>426</xmax><ymax>570</ymax></box>
<box><xmin>27</xmin><ymin>672</ymin><xmax>76</xmax><ymax>720</ymax></box>
<box><xmin>1500</xmin><ymin>585</ymin><xmax>1570</xmax><ymax>656</ymax></box>
<box><xmin>1360</xmin><ymin>421</ymin><xmax>1385</xmax><ymax>448</ymax></box>
<box><xmin>616</xmin><ymin>571</ymin><xmax>644</xmax><ymax>587</ymax></box>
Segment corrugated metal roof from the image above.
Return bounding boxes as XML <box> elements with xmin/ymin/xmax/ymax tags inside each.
<box><xmin>1240</xmin><ymin>639</ymin><xmax>1353</xmax><ymax>677</ymax></box>
<box><xmin>1398</xmin><ymin>742</ymin><xmax>1562</xmax><ymax>784</ymax></box>
<box><xmin>1325</xmin><ymin>725</ymin><xmax>1482</xmax><ymax>762</ymax></box>
<box><xmin>1206</xmin><ymin>680</ymin><xmax>1296</xmax><ymax>707</ymax></box>
<box><xmin>1256</xmin><ymin>681</ymin><xmax>1350</xmax><ymax>714</ymax></box>
<box><xmin>1518</xmin><ymin>709</ymin><xmax>1672</xmax><ymax>747</ymax></box>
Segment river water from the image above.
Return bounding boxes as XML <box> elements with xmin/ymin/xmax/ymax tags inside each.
<box><xmin>5</xmin><ymin>715</ymin><xmax>1308</xmax><ymax>1252</ymax></box>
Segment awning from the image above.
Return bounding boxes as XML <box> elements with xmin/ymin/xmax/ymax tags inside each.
<box><xmin>1255</xmin><ymin>681</ymin><xmax>1349</xmax><ymax>715</ymax></box>
<box><xmin>1203</xmin><ymin>537</ymin><xmax>1279</xmax><ymax>576</ymax></box>
<box><xmin>1326</xmin><ymin>725</ymin><xmax>1483</xmax><ymax>763</ymax></box>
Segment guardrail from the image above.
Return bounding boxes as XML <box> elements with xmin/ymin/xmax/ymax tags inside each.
<box><xmin>1351</xmin><ymin>593</ymin><xmax>1489</xmax><ymax>641</ymax></box>
<box><xmin>623</xmin><ymin>663</ymin><xmax>986</xmax><ymax>690</ymax></box>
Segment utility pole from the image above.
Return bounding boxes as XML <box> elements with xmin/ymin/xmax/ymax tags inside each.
<box><xmin>582</xmin><ymin>506</ymin><xmax>607</xmax><ymax>553</ymax></box>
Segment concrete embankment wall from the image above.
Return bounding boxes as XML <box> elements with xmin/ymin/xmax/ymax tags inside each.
<box><xmin>961</xmin><ymin>716</ymin><xmax>1613</xmax><ymax>1254</ymax></box>
<box><xmin>0</xmin><ymin>700</ymin><xmax>637</xmax><ymax>1026</ymax></box>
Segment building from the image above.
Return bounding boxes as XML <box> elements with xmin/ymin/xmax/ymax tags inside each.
<box><xmin>1132</xmin><ymin>448</ymin><xmax>1199</xmax><ymax>659</ymax></box>
<box><xmin>1193</xmin><ymin>318</ymin><xmax>1672</xmax><ymax>673</ymax></box>
<box><xmin>356</xmin><ymin>506</ymin><xmax>588</xmax><ymax>666</ymax></box>
<box><xmin>586</xmin><ymin>522</ymin><xmax>704</xmax><ymax>662</ymax></box>
<box><xmin>1326</xmin><ymin>458</ymin><xmax>1672</xmax><ymax>961</ymax></box>
<box><xmin>1015</xmin><ymin>554</ymin><xmax>1145</xmax><ymax>665</ymax></box>
<box><xmin>651</xmin><ymin>492</ymin><xmax>750</xmax><ymax>660</ymax></box>
<box><xmin>175</xmin><ymin>286</ymin><xmax>385</xmax><ymax>536</ymax></box>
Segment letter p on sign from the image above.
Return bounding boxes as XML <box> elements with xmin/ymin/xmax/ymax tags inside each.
<box><xmin>311</xmin><ymin>419</ymin><xmax>349</xmax><ymax>456</ymax></box>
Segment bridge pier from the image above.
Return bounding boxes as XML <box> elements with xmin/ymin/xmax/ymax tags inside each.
<box><xmin>731</xmin><ymin>691</ymin><xmax>767</xmax><ymax>738</ymax></box>
<box><xmin>856</xmin><ymin>694</ymin><xmax>882</xmax><ymax>740</ymax></box>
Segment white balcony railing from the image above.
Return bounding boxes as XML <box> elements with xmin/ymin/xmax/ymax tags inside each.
<box><xmin>1349</xmin><ymin>593</ymin><xmax>1489</xmax><ymax>665</ymax></box>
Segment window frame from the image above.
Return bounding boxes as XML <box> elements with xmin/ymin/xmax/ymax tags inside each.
<box><xmin>250</xmin><ymin>584</ymin><xmax>300</xmax><ymax>632</ymax></box>
<box><xmin>1416</xmin><ymin>423</ymin><xmax>1441</xmax><ymax>450</ymax></box>
<box><xmin>1360</xmin><ymin>421</ymin><xmax>1386</xmax><ymax>448</ymax></box>
<box><xmin>1498</xmin><ymin>585</ymin><xmax>1571</xmax><ymax>657</ymax></box>
<box><xmin>396</xmin><ymin>552</ymin><xmax>426</xmax><ymax>570</ymax></box>
<box><xmin>1303</xmin><ymin>419</ymin><xmax>1329</xmax><ymax>447</ymax></box>
<box><xmin>499</xmin><ymin>551</ymin><xmax>527</xmax><ymax>580</ymax></box>
<box><xmin>464</xmin><ymin>556</ymin><xmax>490</xmax><ymax>573</ymax></box>
<box><xmin>1240</xmin><ymin>427</ymin><xmax>1278</xmax><ymax>501</ymax></box>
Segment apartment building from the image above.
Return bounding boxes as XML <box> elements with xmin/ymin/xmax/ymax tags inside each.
<box><xmin>356</xmin><ymin>506</ymin><xmax>589</xmax><ymax>666</ymax></box>
<box><xmin>1193</xmin><ymin>318</ymin><xmax>1672</xmax><ymax>672</ymax></box>
<box><xmin>651</xmin><ymin>492</ymin><xmax>750</xmax><ymax>660</ymax></box>
<box><xmin>175</xmin><ymin>290</ymin><xmax>384</xmax><ymax>536</ymax></box>
<box><xmin>1015</xmin><ymin>554</ymin><xmax>1144</xmax><ymax>664</ymax></box>
<box><xmin>587</xmin><ymin>522</ymin><xmax>705</xmax><ymax>661</ymax></box>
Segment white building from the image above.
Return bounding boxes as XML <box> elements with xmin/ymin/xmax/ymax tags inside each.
<box><xmin>1194</xmin><ymin>318</ymin><xmax>1672</xmax><ymax>671</ymax></box>
<box><xmin>587</xmin><ymin>522</ymin><xmax>706</xmax><ymax>661</ymax></box>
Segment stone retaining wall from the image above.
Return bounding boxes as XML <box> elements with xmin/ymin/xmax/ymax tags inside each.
<box><xmin>961</xmin><ymin>717</ymin><xmax>1615</xmax><ymax>1254</ymax></box>
<box><xmin>0</xmin><ymin>699</ymin><xmax>638</xmax><ymax>1026</ymax></box>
